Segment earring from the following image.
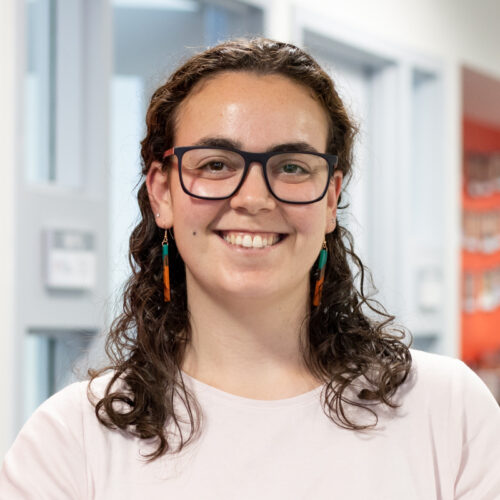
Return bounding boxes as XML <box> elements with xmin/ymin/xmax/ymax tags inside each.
<box><xmin>162</xmin><ymin>230</ymin><xmax>171</xmax><ymax>302</ymax></box>
<box><xmin>313</xmin><ymin>240</ymin><xmax>327</xmax><ymax>307</ymax></box>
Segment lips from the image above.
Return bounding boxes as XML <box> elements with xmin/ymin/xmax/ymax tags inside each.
<box><xmin>216</xmin><ymin>230</ymin><xmax>286</xmax><ymax>249</ymax></box>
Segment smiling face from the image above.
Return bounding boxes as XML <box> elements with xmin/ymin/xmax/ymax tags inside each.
<box><xmin>147</xmin><ymin>71</ymin><xmax>342</xmax><ymax>305</ymax></box>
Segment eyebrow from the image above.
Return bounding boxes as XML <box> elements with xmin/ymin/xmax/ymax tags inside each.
<box><xmin>192</xmin><ymin>136</ymin><xmax>321</xmax><ymax>154</ymax></box>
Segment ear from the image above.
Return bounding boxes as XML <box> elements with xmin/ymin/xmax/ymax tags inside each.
<box><xmin>325</xmin><ymin>170</ymin><xmax>343</xmax><ymax>233</ymax></box>
<box><xmin>146</xmin><ymin>161</ymin><xmax>174</xmax><ymax>229</ymax></box>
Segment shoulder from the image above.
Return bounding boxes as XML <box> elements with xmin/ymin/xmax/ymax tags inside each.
<box><xmin>38</xmin><ymin>378</ymin><xmax>89</xmax><ymax>417</ymax></box>
<box><xmin>0</xmin><ymin>378</ymin><xmax>90</xmax><ymax>497</ymax></box>
<box><xmin>408</xmin><ymin>347</ymin><xmax>498</xmax><ymax>405</ymax></box>
<box><xmin>9</xmin><ymin>371</ymin><xmax>117</xmax><ymax>449</ymax></box>
<box><xmin>35</xmin><ymin>370</ymin><xmax>117</xmax><ymax>422</ymax></box>
<box><xmin>408</xmin><ymin>347</ymin><xmax>469</xmax><ymax>390</ymax></box>
<box><xmin>407</xmin><ymin>351</ymin><xmax>500</xmax><ymax>497</ymax></box>
<box><xmin>21</xmin><ymin>379</ymin><xmax>90</xmax><ymax>441</ymax></box>
<box><xmin>379</xmin><ymin>348</ymin><xmax>500</xmax><ymax>431</ymax></box>
<box><xmin>406</xmin><ymin>349</ymin><xmax>500</xmax><ymax>449</ymax></box>
<box><xmin>3</xmin><ymin>370</ymin><xmax>120</xmax><ymax>464</ymax></box>
<box><xmin>0</xmin><ymin>371</ymin><xmax>121</xmax><ymax>498</ymax></box>
<box><xmin>409</xmin><ymin>346</ymin><xmax>467</xmax><ymax>374</ymax></box>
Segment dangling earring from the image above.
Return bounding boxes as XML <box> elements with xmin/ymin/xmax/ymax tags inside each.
<box><xmin>162</xmin><ymin>230</ymin><xmax>171</xmax><ymax>302</ymax></box>
<box><xmin>313</xmin><ymin>240</ymin><xmax>327</xmax><ymax>307</ymax></box>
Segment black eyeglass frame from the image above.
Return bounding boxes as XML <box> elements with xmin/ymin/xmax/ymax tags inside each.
<box><xmin>163</xmin><ymin>146</ymin><xmax>339</xmax><ymax>205</ymax></box>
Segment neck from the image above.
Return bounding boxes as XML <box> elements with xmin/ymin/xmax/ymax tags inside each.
<box><xmin>181</xmin><ymin>275</ymin><xmax>322</xmax><ymax>399</ymax></box>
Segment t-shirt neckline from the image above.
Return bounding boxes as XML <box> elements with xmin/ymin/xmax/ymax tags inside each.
<box><xmin>180</xmin><ymin>370</ymin><xmax>324</xmax><ymax>409</ymax></box>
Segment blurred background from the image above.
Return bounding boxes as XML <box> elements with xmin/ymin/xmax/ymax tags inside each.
<box><xmin>1</xmin><ymin>0</ymin><xmax>500</xmax><ymax>458</ymax></box>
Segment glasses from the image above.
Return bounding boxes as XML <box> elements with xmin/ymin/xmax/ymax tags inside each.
<box><xmin>163</xmin><ymin>146</ymin><xmax>338</xmax><ymax>204</ymax></box>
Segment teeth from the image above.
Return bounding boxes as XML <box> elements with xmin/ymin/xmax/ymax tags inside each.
<box><xmin>242</xmin><ymin>235</ymin><xmax>253</xmax><ymax>247</ymax></box>
<box><xmin>221</xmin><ymin>232</ymin><xmax>281</xmax><ymax>249</ymax></box>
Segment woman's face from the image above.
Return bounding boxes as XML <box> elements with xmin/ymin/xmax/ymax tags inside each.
<box><xmin>148</xmin><ymin>71</ymin><xmax>342</xmax><ymax>304</ymax></box>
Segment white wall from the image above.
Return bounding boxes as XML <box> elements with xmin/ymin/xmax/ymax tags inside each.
<box><xmin>288</xmin><ymin>0</ymin><xmax>500</xmax><ymax>78</ymax></box>
<box><xmin>0</xmin><ymin>0</ymin><xmax>23</xmax><ymax>458</ymax></box>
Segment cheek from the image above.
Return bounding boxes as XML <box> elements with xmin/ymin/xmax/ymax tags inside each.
<box><xmin>171</xmin><ymin>210</ymin><xmax>206</xmax><ymax>271</ymax></box>
<box><xmin>170</xmin><ymin>195</ymin><xmax>223</xmax><ymax>254</ymax></box>
<box><xmin>171</xmin><ymin>180</ymin><xmax>208</xmax><ymax>232</ymax></box>
<box><xmin>287</xmin><ymin>205</ymin><xmax>327</xmax><ymax>238</ymax></box>
<box><xmin>172</xmin><ymin>206</ymin><xmax>206</xmax><ymax>244</ymax></box>
<box><xmin>169</xmin><ymin>193</ymin><xmax>202</xmax><ymax>254</ymax></box>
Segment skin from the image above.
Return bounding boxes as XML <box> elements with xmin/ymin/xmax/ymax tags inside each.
<box><xmin>147</xmin><ymin>71</ymin><xmax>343</xmax><ymax>399</ymax></box>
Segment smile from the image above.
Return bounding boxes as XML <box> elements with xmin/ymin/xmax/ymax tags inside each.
<box><xmin>216</xmin><ymin>231</ymin><xmax>286</xmax><ymax>249</ymax></box>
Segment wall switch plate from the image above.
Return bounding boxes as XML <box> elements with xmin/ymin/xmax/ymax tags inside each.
<box><xmin>43</xmin><ymin>229</ymin><xmax>97</xmax><ymax>291</ymax></box>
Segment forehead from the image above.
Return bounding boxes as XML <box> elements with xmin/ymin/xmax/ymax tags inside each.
<box><xmin>174</xmin><ymin>71</ymin><xmax>329</xmax><ymax>150</ymax></box>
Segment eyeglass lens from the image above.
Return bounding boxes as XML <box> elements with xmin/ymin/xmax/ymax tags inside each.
<box><xmin>180</xmin><ymin>148</ymin><xmax>329</xmax><ymax>202</ymax></box>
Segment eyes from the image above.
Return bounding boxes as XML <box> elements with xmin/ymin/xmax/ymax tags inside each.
<box><xmin>176</xmin><ymin>148</ymin><xmax>333</xmax><ymax>202</ymax></box>
<box><xmin>202</xmin><ymin>160</ymin><xmax>231</xmax><ymax>174</ymax></box>
<box><xmin>197</xmin><ymin>159</ymin><xmax>312</xmax><ymax>178</ymax></box>
<box><xmin>279</xmin><ymin>163</ymin><xmax>309</xmax><ymax>175</ymax></box>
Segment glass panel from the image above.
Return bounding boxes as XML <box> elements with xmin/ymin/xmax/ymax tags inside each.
<box><xmin>24</xmin><ymin>329</ymin><xmax>95</xmax><ymax>422</ymax></box>
<box><xmin>25</xmin><ymin>0</ymin><xmax>84</xmax><ymax>188</ymax></box>
<box><xmin>304</xmin><ymin>31</ymin><xmax>373</xmax><ymax>267</ymax></box>
<box><xmin>25</xmin><ymin>0</ymin><xmax>55</xmax><ymax>183</ymax></box>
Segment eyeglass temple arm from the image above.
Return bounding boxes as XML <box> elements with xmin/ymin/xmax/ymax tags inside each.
<box><xmin>163</xmin><ymin>147</ymin><xmax>174</xmax><ymax>160</ymax></box>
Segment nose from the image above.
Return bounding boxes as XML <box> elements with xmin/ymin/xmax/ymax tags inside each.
<box><xmin>229</xmin><ymin>162</ymin><xmax>276</xmax><ymax>213</ymax></box>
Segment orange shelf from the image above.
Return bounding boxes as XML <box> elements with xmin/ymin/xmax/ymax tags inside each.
<box><xmin>464</xmin><ymin>118</ymin><xmax>500</xmax><ymax>151</ymax></box>
<box><xmin>462</xmin><ymin>310</ymin><xmax>500</xmax><ymax>363</ymax></box>
<box><xmin>462</xmin><ymin>117</ymin><xmax>500</xmax><ymax>363</ymax></box>
<box><xmin>462</xmin><ymin>250</ymin><xmax>500</xmax><ymax>271</ymax></box>
<box><xmin>462</xmin><ymin>191</ymin><xmax>500</xmax><ymax>211</ymax></box>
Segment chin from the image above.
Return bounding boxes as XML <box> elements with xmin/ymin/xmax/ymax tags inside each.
<box><xmin>218</xmin><ymin>281</ymin><xmax>277</xmax><ymax>300</ymax></box>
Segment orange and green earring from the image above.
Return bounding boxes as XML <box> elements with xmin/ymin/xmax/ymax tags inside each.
<box><xmin>162</xmin><ymin>230</ymin><xmax>171</xmax><ymax>302</ymax></box>
<box><xmin>313</xmin><ymin>240</ymin><xmax>327</xmax><ymax>307</ymax></box>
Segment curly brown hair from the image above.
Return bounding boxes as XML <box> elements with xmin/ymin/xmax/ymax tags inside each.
<box><xmin>88</xmin><ymin>37</ymin><xmax>413</xmax><ymax>461</ymax></box>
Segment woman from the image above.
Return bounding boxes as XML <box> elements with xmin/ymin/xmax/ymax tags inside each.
<box><xmin>1</xmin><ymin>38</ymin><xmax>499</xmax><ymax>499</ymax></box>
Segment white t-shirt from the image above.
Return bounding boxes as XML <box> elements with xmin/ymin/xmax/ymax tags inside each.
<box><xmin>1</xmin><ymin>349</ymin><xmax>499</xmax><ymax>499</ymax></box>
